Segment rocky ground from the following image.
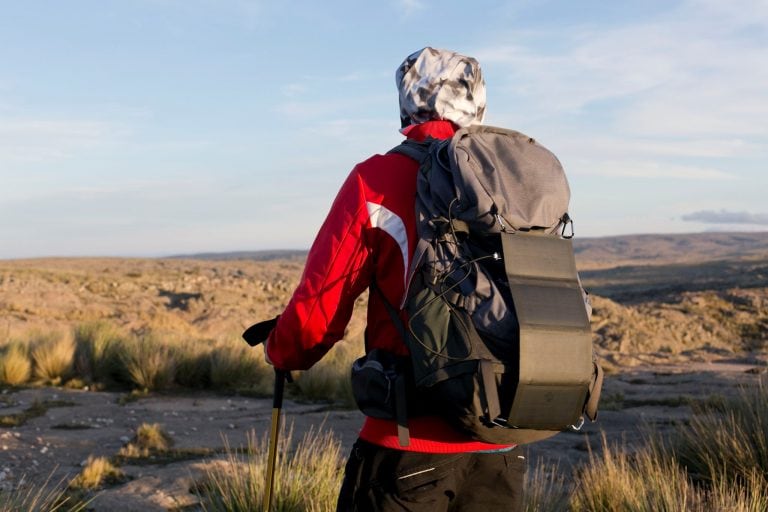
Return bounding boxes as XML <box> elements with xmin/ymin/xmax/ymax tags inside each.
<box><xmin>1</xmin><ymin>351</ymin><xmax>765</xmax><ymax>511</ymax></box>
<box><xmin>1</xmin><ymin>235</ymin><xmax>767</xmax><ymax>509</ymax></box>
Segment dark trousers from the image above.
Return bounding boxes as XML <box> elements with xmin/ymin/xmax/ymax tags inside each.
<box><xmin>336</xmin><ymin>439</ymin><xmax>526</xmax><ymax>512</ymax></box>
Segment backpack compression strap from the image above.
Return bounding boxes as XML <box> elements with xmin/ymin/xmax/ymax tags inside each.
<box><xmin>369</xmin><ymin>281</ymin><xmax>411</xmax><ymax>447</ymax></box>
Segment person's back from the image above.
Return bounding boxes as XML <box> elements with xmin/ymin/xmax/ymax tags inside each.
<box><xmin>265</xmin><ymin>47</ymin><xmax>526</xmax><ymax>511</ymax></box>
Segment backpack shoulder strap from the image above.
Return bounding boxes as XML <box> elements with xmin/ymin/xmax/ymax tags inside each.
<box><xmin>387</xmin><ymin>138</ymin><xmax>433</xmax><ymax>164</ymax></box>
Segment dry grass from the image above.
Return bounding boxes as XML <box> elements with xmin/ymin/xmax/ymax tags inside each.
<box><xmin>73</xmin><ymin>321</ymin><xmax>123</xmax><ymax>385</ymax></box>
<box><xmin>174</xmin><ymin>339</ymin><xmax>214</xmax><ymax>388</ymax></box>
<box><xmin>119</xmin><ymin>334</ymin><xmax>177</xmax><ymax>391</ymax></box>
<box><xmin>294</xmin><ymin>340</ymin><xmax>360</xmax><ymax>407</ymax></box>
<box><xmin>570</xmin><ymin>434</ymin><xmax>695</xmax><ymax>512</ymax></box>
<box><xmin>674</xmin><ymin>377</ymin><xmax>768</xmax><ymax>489</ymax></box>
<box><xmin>68</xmin><ymin>456</ymin><xmax>125</xmax><ymax>490</ymax></box>
<box><xmin>567</xmin><ymin>379</ymin><xmax>768</xmax><ymax>511</ymax></box>
<box><xmin>209</xmin><ymin>337</ymin><xmax>272</xmax><ymax>392</ymax></box>
<box><xmin>0</xmin><ymin>471</ymin><xmax>89</xmax><ymax>512</ymax></box>
<box><xmin>30</xmin><ymin>331</ymin><xmax>75</xmax><ymax>384</ymax></box>
<box><xmin>0</xmin><ymin>342</ymin><xmax>32</xmax><ymax>386</ymax></box>
<box><xmin>119</xmin><ymin>422</ymin><xmax>174</xmax><ymax>458</ymax></box>
<box><xmin>196</xmin><ymin>424</ymin><xmax>344</xmax><ymax>512</ymax></box>
<box><xmin>523</xmin><ymin>459</ymin><xmax>569</xmax><ymax>512</ymax></box>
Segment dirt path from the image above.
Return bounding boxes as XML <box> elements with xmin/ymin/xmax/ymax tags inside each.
<box><xmin>1</xmin><ymin>354</ymin><xmax>766</xmax><ymax>511</ymax></box>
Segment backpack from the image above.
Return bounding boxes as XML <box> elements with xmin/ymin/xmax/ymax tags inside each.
<box><xmin>352</xmin><ymin>125</ymin><xmax>603</xmax><ymax>446</ymax></box>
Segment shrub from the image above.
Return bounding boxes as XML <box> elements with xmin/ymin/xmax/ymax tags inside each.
<box><xmin>69</xmin><ymin>456</ymin><xmax>125</xmax><ymax>490</ymax></box>
<box><xmin>294</xmin><ymin>340</ymin><xmax>360</xmax><ymax>406</ymax></box>
<box><xmin>197</xmin><ymin>425</ymin><xmax>344</xmax><ymax>512</ymax></box>
<box><xmin>209</xmin><ymin>338</ymin><xmax>271</xmax><ymax>392</ymax></box>
<box><xmin>674</xmin><ymin>377</ymin><xmax>768</xmax><ymax>488</ymax></box>
<box><xmin>0</xmin><ymin>342</ymin><xmax>32</xmax><ymax>386</ymax></box>
<box><xmin>174</xmin><ymin>340</ymin><xmax>213</xmax><ymax>389</ymax></box>
<box><xmin>0</xmin><ymin>470</ymin><xmax>89</xmax><ymax>511</ymax></box>
<box><xmin>523</xmin><ymin>459</ymin><xmax>569</xmax><ymax>512</ymax></box>
<box><xmin>119</xmin><ymin>334</ymin><xmax>177</xmax><ymax>391</ymax></box>
<box><xmin>570</xmin><ymin>433</ymin><xmax>695</xmax><ymax>512</ymax></box>
<box><xmin>72</xmin><ymin>321</ymin><xmax>123</xmax><ymax>385</ymax></box>
<box><xmin>119</xmin><ymin>422</ymin><xmax>174</xmax><ymax>458</ymax></box>
<box><xmin>30</xmin><ymin>331</ymin><xmax>75</xmax><ymax>384</ymax></box>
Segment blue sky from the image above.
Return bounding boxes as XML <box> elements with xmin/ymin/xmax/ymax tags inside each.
<box><xmin>1</xmin><ymin>0</ymin><xmax>766</xmax><ymax>258</ymax></box>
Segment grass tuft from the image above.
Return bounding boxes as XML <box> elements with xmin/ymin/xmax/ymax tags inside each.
<box><xmin>73</xmin><ymin>321</ymin><xmax>124</xmax><ymax>385</ymax></box>
<box><xmin>119</xmin><ymin>422</ymin><xmax>174</xmax><ymax>458</ymax></box>
<box><xmin>196</xmin><ymin>425</ymin><xmax>344</xmax><ymax>512</ymax></box>
<box><xmin>570</xmin><ymin>433</ymin><xmax>694</xmax><ymax>512</ymax></box>
<box><xmin>68</xmin><ymin>456</ymin><xmax>126</xmax><ymax>490</ymax></box>
<box><xmin>30</xmin><ymin>331</ymin><xmax>75</xmax><ymax>384</ymax></box>
<box><xmin>209</xmin><ymin>338</ymin><xmax>271</xmax><ymax>392</ymax></box>
<box><xmin>523</xmin><ymin>458</ymin><xmax>569</xmax><ymax>512</ymax></box>
<box><xmin>294</xmin><ymin>341</ymin><xmax>359</xmax><ymax>407</ymax></box>
<box><xmin>674</xmin><ymin>377</ymin><xmax>768</xmax><ymax>488</ymax></box>
<box><xmin>0</xmin><ymin>470</ymin><xmax>90</xmax><ymax>512</ymax></box>
<box><xmin>119</xmin><ymin>334</ymin><xmax>177</xmax><ymax>391</ymax></box>
<box><xmin>0</xmin><ymin>342</ymin><xmax>32</xmax><ymax>386</ymax></box>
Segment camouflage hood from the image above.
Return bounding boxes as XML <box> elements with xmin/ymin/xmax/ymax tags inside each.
<box><xmin>396</xmin><ymin>47</ymin><xmax>486</xmax><ymax>131</ymax></box>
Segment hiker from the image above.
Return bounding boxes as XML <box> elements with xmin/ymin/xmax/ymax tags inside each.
<box><xmin>264</xmin><ymin>47</ymin><xmax>527</xmax><ymax>511</ymax></box>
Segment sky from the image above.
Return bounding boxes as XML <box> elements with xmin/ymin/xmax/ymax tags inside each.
<box><xmin>1</xmin><ymin>0</ymin><xmax>767</xmax><ymax>258</ymax></box>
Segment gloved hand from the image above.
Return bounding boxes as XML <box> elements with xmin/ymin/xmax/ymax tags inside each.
<box><xmin>242</xmin><ymin>315</ymin><xmax>280</xmax><ymax>347</ymax></box>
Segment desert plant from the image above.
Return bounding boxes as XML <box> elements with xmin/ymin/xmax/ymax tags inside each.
<box><xmin>0</xmin><ymin>342</ymin><xmax>32</xmax><ymax>386</ymax></box>
<box><xmin>118</xmin><ymin>334</ymin><xmax>177</xmax><ymax>391</ymax></box>
<box><xmin>570</xmin><ymin>433</ymin><xmax>695</xmax><ymax>512</ymax></box>
<box><xmin>674</xmin><ymin>377</ymin><xmax>768</xmax><ymax>488</ymax></box>
<box><xmin>294</xmin><ymin>340</ymin><xmax>360</xmax><ymax>406</ymax></box>
<box><xmin>174</xmin><ymin>340</ymin><xmax>213</xmax><ymax>388</ymax></box>
<box><xmin>197</xmin><ymin>425</ymin><xmax>344</xmax><ymax>512</ymax></box>
<box><xmin>68</xmin><ymin>456</ymin><xmax>125</xmax><ymax>490</ymax></box>
<box><xmin>119</xmin><ymin>422</ymin><xmax>174</xmax><ymax>458</ymax></box>
<box><xmin>72</xmin><ymin>321</ymin><xmax>123</xmax><ymax>385</ymax></box>
<box><xmin>0</xmin><ymin>471</ymin><xmax>89</xmax><ymax>512</ymax></box>
<box><xmin>30</xmin><ymin>331</ymin><xmax>75</xmax><ymax>384</ymax></box>
<box><xmin>524</xmin><ymin>458</ymin><xmax>570</xmax><ymax>512</ymax></box>
<box><xmin>209</xmin><ymin>338</ymin><xmax>271</xmax><ymax>392</ymax></box>
<box><xmin>699</xmin><ymin>465</ymin><xmax>768</xmax><ymax>512</ymax></box>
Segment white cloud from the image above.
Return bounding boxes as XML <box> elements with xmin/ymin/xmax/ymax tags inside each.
<box><xmin>477</xmin><ymin>0</ymin><xmax>768</xmax><ymax>141</ymax></box>
<box><xmin>682</xmin><ymin>209</ymin><xmax>768</xmax><ymax>225</ymax></box>
<box><xmin>473</xmin><ymin>0</ymin><xmax>768</xmax><ymax>216</ymax></box>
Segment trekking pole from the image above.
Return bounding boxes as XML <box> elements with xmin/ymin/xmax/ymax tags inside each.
<box><xmin>242</xmin><ymin>316</ymin><xmax>285</xmax><ymax>511</ymax></box>
<box><xmin>264</xmin><ymin>368</ymin><xmax>286</xmax><ymax>511</ymax></box>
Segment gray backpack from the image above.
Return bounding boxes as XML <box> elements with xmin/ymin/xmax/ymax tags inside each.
<box><xmin>377</xmin><ymin>125</ymin><xmax>603</xmax><ymax>446</ymax></box>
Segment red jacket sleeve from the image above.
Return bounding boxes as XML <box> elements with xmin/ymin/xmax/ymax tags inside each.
<box><xmin>265</xmin><ymin>167</ymin><xmax>373</xmax><ymax>370</ymax></box>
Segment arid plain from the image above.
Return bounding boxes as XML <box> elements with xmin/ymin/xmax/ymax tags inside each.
<box><xmin>1</xmin><ymin>232</ymin><xmax>766</xmax><ymax>510</ymax></box>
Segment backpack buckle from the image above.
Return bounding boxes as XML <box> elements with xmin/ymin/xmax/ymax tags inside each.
<box><xmin>495</xmin><ymin>214</ymin><xmax>511</xmax><ymax>233</ymax></box>
<box><xmin>569</xmin><ymin>416</ymin><xmax>585</xmax><ymax>431</ymax></box>
<box><xmin>491</xmin><ymin>417</ymin><xmax>512</xmax><ymax>429</ymax></box>
<box><xmin>560</xmin><ymin>213</ymin><xmax>574</xmax><ymax>239</ymax></box>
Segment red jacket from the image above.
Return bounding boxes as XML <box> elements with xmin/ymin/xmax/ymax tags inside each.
<box><xmin>267</xmin><ymin>120</ymin><xmax>512</xmax><ymax>452</ymax></box>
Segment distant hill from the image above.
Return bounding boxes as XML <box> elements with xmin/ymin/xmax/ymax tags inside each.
<box><xmin>573</xmin><ymin>231</ymin><xmax>768</xmax><ymax>270</ymax></box>
<box><xmin>573</xmin><ymin>232</ymin><xmax>768</xmax><ymax>303</ymax></box>
<box><xmin>166</xmin><ymin>249</ymin><xmax>308</xmax><ymax>261</ymax></box>
<box><xmin>166</xmin><ymin>232</ymin><xmax>768</xmax><ymax>304</ymax></box>
<box><xmin>170</xmin><ymin>232</ymin><xmax>768</xmax><ymax>268</ymax></box>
